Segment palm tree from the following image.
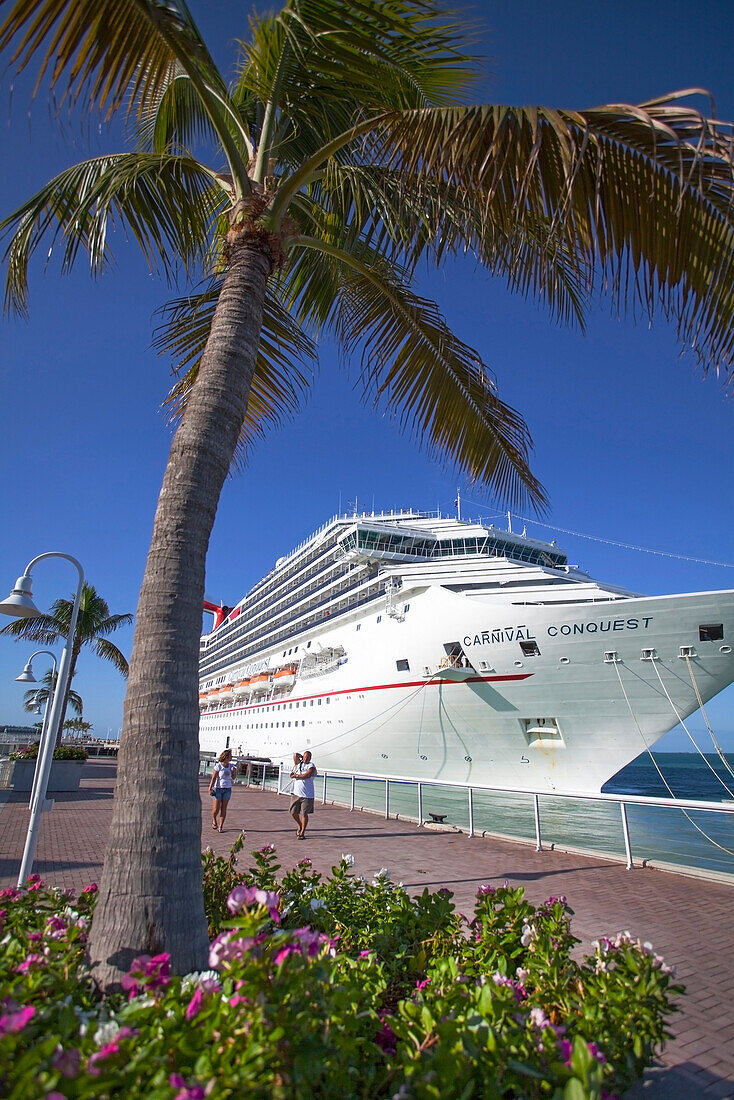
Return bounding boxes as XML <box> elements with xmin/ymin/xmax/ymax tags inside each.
<box><xmin>23</xmin><ymin>670</ymin><xmax>84</xmax><ymax>719</ymax></box>
<box><xmin>1</xmin><ymin>1</ymin><xmax>733</xmax><ymax>987</ymax></box>
<box><xmin>0</xmin><ymin>584</ymin><xmax>131</xmax><ymax>741</ymax></box>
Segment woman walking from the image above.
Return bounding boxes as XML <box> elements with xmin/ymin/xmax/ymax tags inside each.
<box><xmin>209</xmin><ymin>749</ymin><xmax>237</xmax><ymax>832</ymax></box>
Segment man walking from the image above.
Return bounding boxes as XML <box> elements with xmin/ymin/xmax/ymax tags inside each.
<box><xmin>290</xmin><ymin>750</ymin><xmax>317</xmax><ymax>839</ymax></box>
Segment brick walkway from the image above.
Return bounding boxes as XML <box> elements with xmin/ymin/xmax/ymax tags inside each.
<box><xmin>1</xmin><ymin>760</ymin><xmax>732</xmax><ymax>1098</ymax></box>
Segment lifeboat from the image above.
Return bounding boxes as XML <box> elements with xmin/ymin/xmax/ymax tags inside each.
<box><xmin>272</xmin><ymin>665</ymin><xmax>297</xmax><ymax>690</ymax></box>
<box><xmin>198</xmin><ymin>692</ymin><xmax>209</xmax><ymax>712</ymax></box>
<box><xmin>219</xmin><ymin>681</ymin><xmax>234</xmax><ymax>703</ymax></box>
<box><xmin>233</xmin><ymin>678</ymin><xmax>251</xmax><ymax>699</ymax></box>
<box><xmin>249</xmin><ymin>672</ymin><xmax>270</xmax><ymax>695</ymax></box>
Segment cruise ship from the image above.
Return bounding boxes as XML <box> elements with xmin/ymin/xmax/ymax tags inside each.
<box><xmin>198</xmin><ymin>511</ymin><xmax>734</xmax><ymax>793</ymax></box>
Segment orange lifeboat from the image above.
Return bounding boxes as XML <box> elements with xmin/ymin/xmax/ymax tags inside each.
<box><xmin>273</xmin><ymin>664</ymin><xmax>297</xmax><ymax>690</ymax></box>
<box><xmin>249</xmin><ymin>672</ymin><xmax>270</xmax><ymax>695</ymax></box>
<box><xmin>233</xmin><ymin>678</ymin><xmax>251</xmax><ymax>699</ymax></box>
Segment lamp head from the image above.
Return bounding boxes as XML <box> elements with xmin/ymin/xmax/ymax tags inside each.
<box><xmin>15</xmin><ymin>660</ymin><xmax>37</xmax><ymax>683</ymax></box>
<box><xmin>0</xmin><ymin>575</ymin><xmax>40</xmax><ymax>619</ymax></box>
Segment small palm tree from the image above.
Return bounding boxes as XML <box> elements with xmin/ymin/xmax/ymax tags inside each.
<box><xmin>24</xmin><ymin>670</ymin><xmax>83</xmax><ymax>718</ymax></box>
<box><xmin>1</xmin><ymin>0</ymin><xmax>733</xmax><ymax>986</ymax></box>
<box><xmin>1</xmin><ymin>584</ymin><xmax>131</xmax><ymax>741</ymax></box>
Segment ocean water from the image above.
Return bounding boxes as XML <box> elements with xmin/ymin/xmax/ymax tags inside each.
<box><xmin>267</xmin><ymin>753</ymin><xmax>734</xmax><ymax>879</ymax></box>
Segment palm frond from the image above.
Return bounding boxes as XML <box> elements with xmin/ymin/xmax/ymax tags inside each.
<box><xmin>292</xmin><ymin>237</ymin><xmax>545</xmax><ymax>508</ymax></box>
<box><xmin>0</xmin><ymin>0</ymin><xmax>223</xmax><ymax>118</ymax></box>
<box><xmin>235</xmin><ymin>0</ymin><xmax>477</xmax><ymax>180</ymax></box>
<box><xmin>1</xmin><ymin>153</ymin><xmax>224</xmax><ymax>314</ymax></box>
<box><xmin>0</xmin><ymin>614</ymin><xmax>60</xmax><ymax>647</ymax></box>
<box><xmin>155</xmin><ymin>281</ymin><xmax>316</xmax><ymax>465</ymax></box>
<box><xmin>376</xmin><ymin>95</ymin><xmax>734</xmax><ymax>376</ymax></box>
<box><xmin>308</xmin><ymin>163</ymin><xmax>589</xmax><ymax>327</ymax></box>
<box><xmin>93</xmin><ymin>638</ymin><xmax>130</xmax><ymax>677</ymax></box>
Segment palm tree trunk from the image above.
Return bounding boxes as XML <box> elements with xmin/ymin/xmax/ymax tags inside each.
<box><xmin>87</xmin><ymin>235</ymin><xmax>273</xmax><ymax>988</ymax></box>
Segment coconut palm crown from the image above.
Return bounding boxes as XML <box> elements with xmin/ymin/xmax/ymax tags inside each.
<box><xmin>24</xmin><ymin>670</ymin><xmax>83</xmax><ymax>719</ymax></box>
<box><xmin>0</xmin><ymin>583</ymin><xmax>131</xmax><ymax>739</ymax></box>
<box><xmin>1</xmin><ymin>0</ymin><xmax>733</xmax><ymax>987</ymax></box>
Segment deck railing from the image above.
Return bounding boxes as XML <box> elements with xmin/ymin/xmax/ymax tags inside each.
<box><xmin>239</xmin><ymin>762</ymin><xmax>734</xmax><ymax>873</ymax></box>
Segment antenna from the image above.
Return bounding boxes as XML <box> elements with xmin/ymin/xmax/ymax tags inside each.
<box><xmin>507</xmin><ymin>511</ymin><xmax>512</xmax><ymax>533</ymax></box>
<box><xmin>455</xmin><ymin>488</ymin><xmax>462</xmax><ymax>522</ymax></box>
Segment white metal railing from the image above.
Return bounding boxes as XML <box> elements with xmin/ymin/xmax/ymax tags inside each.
<box><xmin>267</xmin><ymin>762</ymin><xmax>734</xmax><ymax>872</ymax></box>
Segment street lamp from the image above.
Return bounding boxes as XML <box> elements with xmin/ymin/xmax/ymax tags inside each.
<box><xmin>0</xmin><ymin>553</ymin><xmax>85</xmax><ymax>887</ymax></box>
<box><xmin>15</xmin><ymin>650</ymin><xmax>58</xmax><ymax>809</ymax></box>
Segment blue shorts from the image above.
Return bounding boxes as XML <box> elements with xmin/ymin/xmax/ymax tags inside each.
<box><xmin>211</xmin><ymin>786</ymin><xmax>231</xmax><ymax>802</ymax></box>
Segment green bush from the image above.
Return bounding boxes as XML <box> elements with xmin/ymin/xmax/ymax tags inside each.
<box><xmin>10</xmin><ymin>743</ymin><xmax>88</xmax><ymax>761</ymax></box>
<box><xmin>0</xmin><ymin>847</ymin><xmax>682</xmax><ymax>1099</ymax></box>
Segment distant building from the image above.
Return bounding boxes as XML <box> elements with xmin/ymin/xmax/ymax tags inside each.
<box><xmin>0</xmin><ymin>724</ymin><xmax>40</xmax><ymax>752</ymax></box>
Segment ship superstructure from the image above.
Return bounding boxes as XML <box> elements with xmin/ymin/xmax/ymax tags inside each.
<box><xmin>199</xmin><ymin>511</ymin><xmax>734</xmax><ymax>792</ymax></box>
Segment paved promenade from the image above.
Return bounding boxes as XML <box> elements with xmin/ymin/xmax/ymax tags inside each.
<box><xmin>1</xmin><ymin>760</ymin><xmax>733</xmax><ymax>1098</ymax></box>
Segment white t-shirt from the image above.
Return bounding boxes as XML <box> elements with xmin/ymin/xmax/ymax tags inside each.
<box><xmin>292</xmin><ymin>760</ymin><xmax>316</xmax><ymax>798</ymax></box>
<box><xmin>213</xmin><ymin>762</ymin><xmax>234</xmax><ymax>788</ymax></box>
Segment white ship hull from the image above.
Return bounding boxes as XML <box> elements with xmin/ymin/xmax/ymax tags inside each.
<box><xmin>199</xmin><ymin>513</ymin><xmax>734</xmax><ymax>793</ymax></box>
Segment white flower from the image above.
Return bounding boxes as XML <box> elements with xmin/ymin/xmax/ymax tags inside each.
<box><xmin>341</xmin><ymin>853</ymin><xmax>355</xmax><ymax>867</ymax></box>
<box><xmin>373</xmin><ymin>867</ymin><xmax>391</xmax><ymax>882</ymax></box>
<box><xmin>93</xmin><ymin>1020</ymin><xmax>121</xmax><ymax>1046</ymax></box>
<box><xmin>520</xmin><ymin>923</ymin><xmax>534</xmax><ymax>947</ymax></box>
<box><xmin>310</xmin><ymin>898</ymin><xmax>326</xmax><ymax>911</ymax></box>
<box><xmin>182</xmin><ymin>969</ymin><xmax>221</xmax><ymax>992</ymax></box>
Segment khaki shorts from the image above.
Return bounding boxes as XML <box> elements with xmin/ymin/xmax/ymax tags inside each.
<box><xmin>290</xmin><ymin>795</ymin><xmax>315</xmax><ymax>815</ymax></box>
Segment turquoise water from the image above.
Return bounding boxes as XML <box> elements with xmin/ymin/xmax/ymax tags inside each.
<box><xmin>264</xmin><ymin>753</ymin><xmax>734</xmax><ymax>878</ymax></box>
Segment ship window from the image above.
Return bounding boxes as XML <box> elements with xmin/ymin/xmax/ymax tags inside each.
<box><xmin>326</xmin><ymin>698</ymin><xmax>330</xmax><ymax>704</ymax></box>
<box><xmin>307</xmin><ymin>641</ymin><xmax>312</xmax><ymax>648</ymax></box>
<box><xmin>377</xmin><ymin>615</ymin><xmax>382</xmax><ymax>623</ymax></box>
<box><xmin>356</xmin><ymin>624</ymin><xmax>361</xmax><ymax>631</ymax></box>
<box><xmin>289</xmin><ymin>703</ymin><xmax>293</xmax><ymax>709</ymax></box>
<box><xmin>396</xmin><ymin>659</ymin><xmax>410</xmax><ymax>672</ymax></box>
<box><xmin>520</xmin><ymin>641</ymin><xmax>541</xmax><ymax>657</ymax></box>
<box><xmin>699</xmin><ymin>623</ymin><xmax>724</xmax><ymax>641</ymax></box>
<box><xmin>310</xmin><ymin>700</ymin><xmax>314</xmax><ymax>706</ymax></box>
<box><xmin>318</xmin><ymin>699</ymin><xmax>322</xmax><ymax>705</ymax></box>
<box><xmin>404</xmin><ymin>603</ymin><xmax>410</xmax><ymax>612</ymax></box>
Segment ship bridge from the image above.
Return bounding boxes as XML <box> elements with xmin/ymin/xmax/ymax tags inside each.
<box><xmin>337</xmin><ymin>521</ymin><xmax>567</xmax><ymax>569</ymax></box>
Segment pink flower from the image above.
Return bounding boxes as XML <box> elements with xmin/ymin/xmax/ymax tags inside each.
<box><xmin>415</xmin><ymin>978</ymin><xmax>431</xmax><ymax>991</ymax></box>
<box><xmin>0</xmin><ymin>1005</ymin><xmax>35</xmax><ymax>1035</ymax></box>
<box><xmin>0</xmin><ymin>888</ymin><xmax>20</xmax><ymax>900</ymax></box>
<box><xmin>375</xmin><ymin>1018</ymin><xmax>397</xmax><ymax>1055</ymax></box>
<box><xmin>226</xmin><ymin>885</ymin><xmax>280</xmax><ymax>921</ymax></box>
<box><xmin>121</xmin><ymin>953</ymin><xmax>171</xmax><ymax>997</ymax></box>
<box><xmin>185</xmin><ymin>987</ymin><xmax>205</xmax><ymax>1021</ymax></box>
<box><xmin>169</xmin><ymin>1073</ymin><xmax>206</xmax><ymax>1100</ymax></box>
<box><xmin>559</xmin><ymin>1038</ymin><xmax>573</xmax><ymax>1066</ymax></box>
<box><xmin>87</xmin><ymin>1027</ymin><xmax>136</xmax><ymax>1074</ymax></box>
<box><xmin>82</xmin><ymin>883</ymin><xmax>98</xmax><ymax>894</ymax></box>
<box><xmin>52</xmin><ymin>1046</ymin><xmax>81</xmax><ymax>1078</ymax></box>
<box><xmin>15</xmin><ymin>954</ymin><xmax>46</xmax><ymax>974</ymax></box>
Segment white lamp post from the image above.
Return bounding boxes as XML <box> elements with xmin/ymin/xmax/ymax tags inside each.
<box><xmin>0</xmin><ymin>553</ymin><xmax>85</xmax><ymax>887</ymax></box>
<box><xmin>15</xmin><ymin>650</ymin><xmax>58</xmax><ymax>808</ymax></box>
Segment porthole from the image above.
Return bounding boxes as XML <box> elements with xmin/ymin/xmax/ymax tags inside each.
<box><xmin>558</xmin><ymin>656</ymin><xmax>570</xmax><ymax>665</ymax></box>
<box><xmin>513</xmin><ymin>660</ymin><xmax>523</xmax><ymax>668</ymax></box>
<box><xmin>381</xmin><ymin>753</ymin><xmax>388</xmax><ymax>759</ymax></box>
<box><xmin>721</xmin><ymin>645</ymin><xmax>732</xmax><ymax>654</ymax></box>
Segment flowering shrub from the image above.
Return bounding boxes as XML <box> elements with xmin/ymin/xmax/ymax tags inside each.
<box><xmin>9</xmin><ymin>744</ymin><xmax>87</xmax><ymax>761</ymax></box>
<box><xmin>0</xmin><ymin>850</ymin><xmax>682</xmax><ymax>1098</ymax></box>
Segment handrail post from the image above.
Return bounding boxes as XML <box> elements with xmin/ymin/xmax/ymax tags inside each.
<box><xmin>322</xmin><ymin>772</ymin><xmax>327</xmax><ymax>805</ymax></box>
<box><xmin>350</xmin><ymin>774</ymin><xmax>355</xmax><ymax>812</ymax></box>
<box><xmin>385</xmin><ymin>778</ymin><xmax>390</xmax><ymax>819</ymax></box>
<box><xmin>468</xmin><ymin>787</ymin><xmax>475</xmax><ymax>837</ymax></box>
<box><xmin>277</xmin><ymin>762</ymin><xmax>282</xmax><ymax>794</ymax></box>
<box><xmin>533</xmin><ymin>794</ymin><xmax>543</xmax><ymax>852</ymax></box>
<box><xmin>620</xmin><ymin>802</ymin><xmax>634</xmax><ymax>869</ymax></box>
<box><xmin>418</xmin><ymin>781</ymin><xmax>423</xmax><ymax>826</ymax></box>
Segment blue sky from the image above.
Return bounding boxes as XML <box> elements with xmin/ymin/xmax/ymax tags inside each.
<box><xmin>1</xmin><ymin>0</ymin><xmax>734</xmax><ymax>758</ymax></box>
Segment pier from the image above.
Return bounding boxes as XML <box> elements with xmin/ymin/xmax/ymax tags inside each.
<box><xmin>1</xmin><ymin>759</ymin><xmax>733</xmax><ymax>1098</ymax></box>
